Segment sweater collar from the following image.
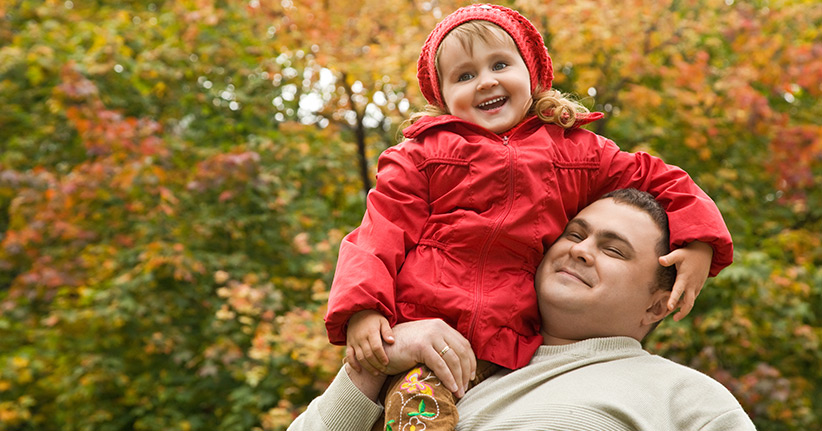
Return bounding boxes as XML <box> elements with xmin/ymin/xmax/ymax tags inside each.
<box><xmin>534</xmin><ymin>337</ymin><xmax>646</xmax><ymax>359</ymax></box>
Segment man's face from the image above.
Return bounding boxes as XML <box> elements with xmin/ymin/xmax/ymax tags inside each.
<box><xmin>536</xmin><ymin>198</ymin><xmax>665</xmax><ymax>343</ymax></box>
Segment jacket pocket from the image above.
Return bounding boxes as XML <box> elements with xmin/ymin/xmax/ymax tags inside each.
<box><xmin>417</xmin><ymin>157</ymin><xmax>472</xmax><ymax>206</ymax></box>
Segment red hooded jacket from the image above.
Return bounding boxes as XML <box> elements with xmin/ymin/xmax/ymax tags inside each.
<box><xmin>325</xmin><ymin>114</ymin><xmax>733</xmax><ymax>369</ymax></box>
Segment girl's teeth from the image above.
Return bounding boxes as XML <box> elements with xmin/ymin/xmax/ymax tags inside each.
<box><xmin>479</xmin><ymin>97</ymin><xmax>505</xmax><ymax>107</ymax></box>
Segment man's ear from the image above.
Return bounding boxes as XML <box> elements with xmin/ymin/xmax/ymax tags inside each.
<box><xmin>642</xmin><ymin>289</ymin><xmax>672</xmax><ymax>326</ymax></box>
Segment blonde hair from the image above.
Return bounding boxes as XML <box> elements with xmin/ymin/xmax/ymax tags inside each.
<box><xmin>405</xmin><ymin>20</ymin><xmax>590</xmax><ymax>130</ymax></box>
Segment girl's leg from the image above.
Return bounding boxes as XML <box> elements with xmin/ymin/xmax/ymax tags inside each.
<box><xmin>377</xmin><ymin>361</ymin><xmax>500</xmax><ymax>431</ymax></box>
<box><xmin>381</xmin><ymin>365</ymin><xmax>458</xmax><ymax>431</ymax></box>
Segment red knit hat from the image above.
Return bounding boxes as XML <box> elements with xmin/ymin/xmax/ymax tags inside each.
<box><xmin>417</xmin><ymin>4</ymin><xmax>553</xmax><ymax>108</ymax></box>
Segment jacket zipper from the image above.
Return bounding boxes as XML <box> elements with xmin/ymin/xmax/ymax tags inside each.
<box><xmin>468</xmin><ymin>135</ymin><xmax>516</xmax><ymax>343</ymax></box>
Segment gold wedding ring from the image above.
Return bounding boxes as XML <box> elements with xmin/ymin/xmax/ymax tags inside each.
<box><xmin>439</xmin><ymin>345</ymin><xmax>451</xmax><ymax>356</ymax></box>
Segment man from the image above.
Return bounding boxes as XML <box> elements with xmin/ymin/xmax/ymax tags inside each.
<box><xmin>289</xmin><ymin>189</ymin><xmax>756</xmax><ymax>430</ymax></box>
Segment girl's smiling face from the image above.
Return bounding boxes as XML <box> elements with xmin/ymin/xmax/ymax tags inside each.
<box><xmin>437</xmin><ymin>23</ymin><xmax>532</xmax><ymax>134</ymax></box>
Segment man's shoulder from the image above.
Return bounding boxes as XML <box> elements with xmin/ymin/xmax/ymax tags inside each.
<box><xmin>639</xmin><ymin>353</ymin><xmax>720</xmax><ymax>379</ymax></box>
<box><xmin>604</xmin><ymin>352</ymin><xmax>756</xmax><ymax>429</ymax></box>
<box><xmin>641</xmin><ymin>353</ymin><xmax>716</xmax><ymax>375</ymax></box>
<box><xmin>636</xmin><ymin>353</ymin><xmax>741</xmax><ymax>400</ymax></box>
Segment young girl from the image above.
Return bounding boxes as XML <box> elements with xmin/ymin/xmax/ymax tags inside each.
<box><xmin>325</xmin><ymin>4</ymin><xmax>733</xmax><ymax>430</ymax></box>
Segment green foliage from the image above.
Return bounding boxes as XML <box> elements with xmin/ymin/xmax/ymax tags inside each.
<box><xmin>0</xmin><ymin>0</ymin><xmax>820</xmax><ymax>429</ymax></box>
<box><xmin>0</xmin><ymin>1</ymin><xmax>360</xmax><ymax>429</ymax></box>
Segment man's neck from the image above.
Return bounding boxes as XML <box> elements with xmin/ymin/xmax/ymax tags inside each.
<box><xmin>540</xmin><ymin>329</ymin><xmax>643</xmax><ymax>346</ymax></box>
<box><xmin>540</xmin><ymin>330</ymin><xmax>580</xmax><ymax>346</ymax></box>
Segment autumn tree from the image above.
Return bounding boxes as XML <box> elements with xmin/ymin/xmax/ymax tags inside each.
<box><xmin>251</xmin><ymin>0</ymin><xmax>470</xmax><ymax>198</ymax></box>
<box><xmin>1</xmin><ymin>1</ymin><xmax>357</xmax><ymax>429</ymax></box>
<box><xmin>0</xmin><ymin>0</ymin><xmax>820</xmax><ymax>430</ymax></box>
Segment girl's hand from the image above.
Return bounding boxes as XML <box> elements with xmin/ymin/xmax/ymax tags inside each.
<box><xmin>346</xmin><ymin>310</ymin><xmax>395</xmax><ymax>375</ymax></box>
<box><xmin>659</xmin><ymin>241</ymin><xmax>713</xmax><ymax>321</ymax></box>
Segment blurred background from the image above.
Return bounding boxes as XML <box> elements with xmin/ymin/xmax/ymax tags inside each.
<box><xmin>0</xmin><ymin>0</ymin><xmax>820</xmax><ymax>429</ymax></box>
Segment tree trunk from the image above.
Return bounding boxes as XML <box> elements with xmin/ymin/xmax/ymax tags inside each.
<box><xmin>355</xmin><ymin>112</ymin><xmax>371</xmax><ymax>201</ymax></box>
<box><xmin>340</xmin><ymin>72</ymin><xmax>372</xmax><ymax>204</ymax></box>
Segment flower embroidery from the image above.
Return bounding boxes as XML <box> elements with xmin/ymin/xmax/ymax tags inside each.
<box><xmin>402</xmin><ymin>416</ymin><xmax>427</xmax><ymax>431</ymax></box>
<box><xmin>400</xmin><ymin>367</ymin><xmax>433</xmax><ymax>396</ymax></box>
<box><xmin>408</xmin><ymin>399</ymin><xmax>436</xmax><ymax>418</ymax></box>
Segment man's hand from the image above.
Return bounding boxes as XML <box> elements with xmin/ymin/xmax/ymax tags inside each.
<box><xmin>384</xmin><ymin>319</ymin><xmax>476</xmax><ymax>398</ymax></box>
<box><xmin>346</xmin><ymin>310</ymin><xmax>395</xmax><ymax>375</ymax></box>
<box><xmin>659</xmin><ymin>240</ymin><xmax>713</xmax><ymax>321</ymax></box>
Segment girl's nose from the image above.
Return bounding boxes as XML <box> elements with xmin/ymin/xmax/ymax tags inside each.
<box><xmin>476</xmin><ymin>74</ymin><xmax>499</xmax><ymax>91</ymax></box>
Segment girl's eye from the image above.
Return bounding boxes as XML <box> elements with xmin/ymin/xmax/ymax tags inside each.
<box><xmin>458</xmin><ymin>73</ymin><xmax>474</xmax><ymax>82</ymax></box>
<box><xmin>493</xmin><ymin>62</ymin><xmax>508</xmax><ymax>71</ymax></box>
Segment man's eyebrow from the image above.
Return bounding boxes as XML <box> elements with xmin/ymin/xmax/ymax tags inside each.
<box><xmin>565</xmin><ymin>218</ymin><xmax>588</xmax><ymax>230</ymax></box>
<box><xmin>600</xmin><ymin>230</ymin><xmax>634</xmax><ymax>246</ymax></box>
<box><xmin>599</xmin><ymin>230</ymin><xmax>636</xmax><ymax>256</ymax></box>
<box><xmin>568</xmin><ymin>217</ymin><xmax>636</xmax><ymax>254</ymax></box>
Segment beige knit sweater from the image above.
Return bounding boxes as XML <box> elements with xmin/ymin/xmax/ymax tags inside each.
<box><xmin>288</xmin><ymin>337</ymin><xmax>756</xmax><ymax>430</ymax></box>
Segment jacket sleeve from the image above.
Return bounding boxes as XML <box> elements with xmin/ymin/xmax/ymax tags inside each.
<box><xmin>592</xmin><ymin>140</ymin><xmax>733</xmax><ymax>276</ymax></box>
<box><xmin>324</xmin><ymin>143</ymin><xmax>431</xmax><ymax>345</ymax></box>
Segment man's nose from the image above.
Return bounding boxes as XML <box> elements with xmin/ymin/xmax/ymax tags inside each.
<box><xmin>569</xmin><ymin>240</ymin><xmax>594</xmax><ymax>264</ymax></box>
